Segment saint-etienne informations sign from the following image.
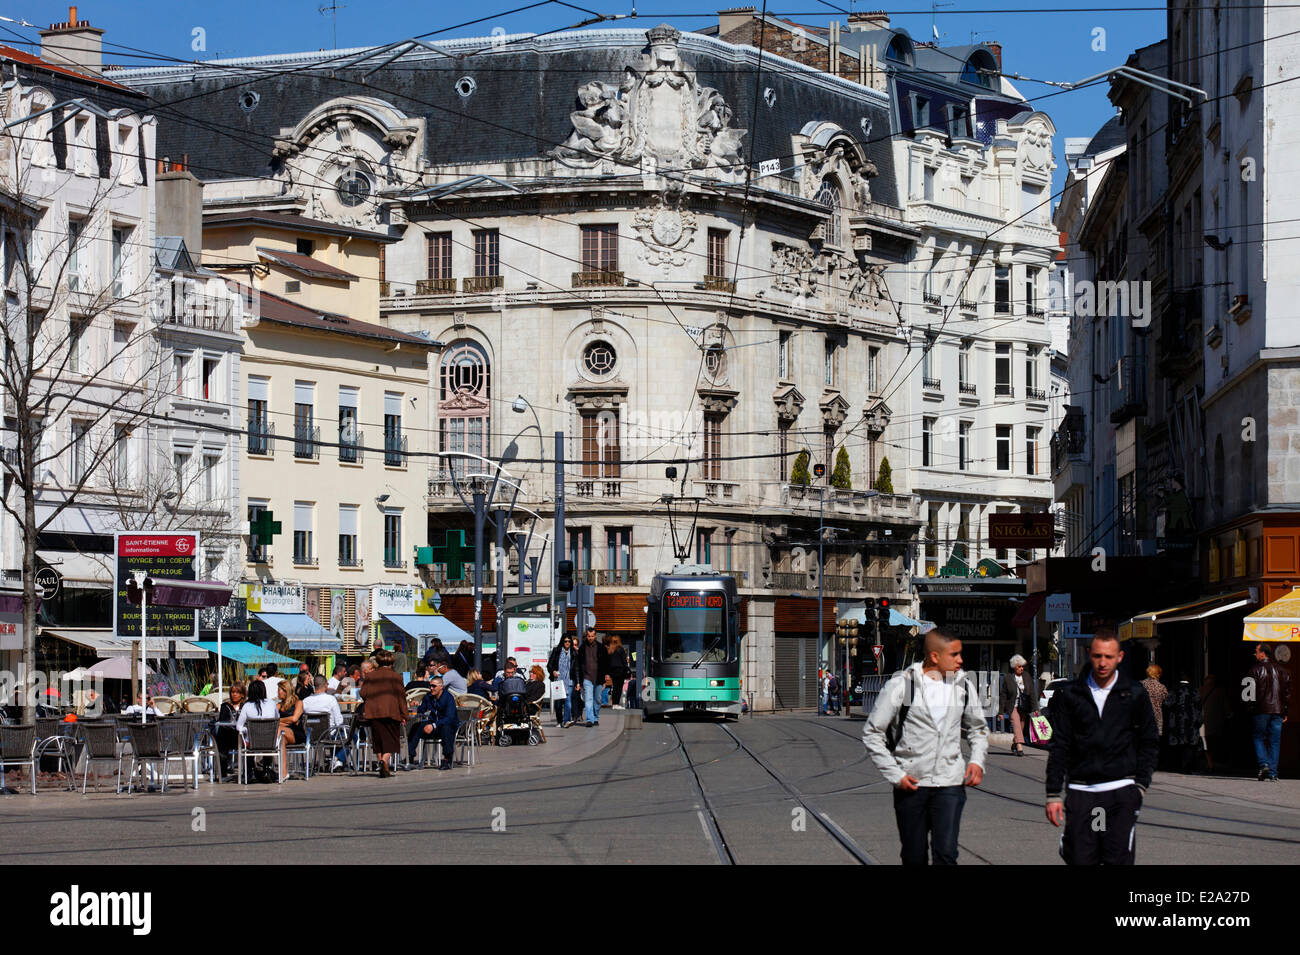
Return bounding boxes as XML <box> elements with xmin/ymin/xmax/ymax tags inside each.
<box><xmin>113</xmin><ymin>531</ymin><xmax>200</xmax><ymax>640</ymax></box>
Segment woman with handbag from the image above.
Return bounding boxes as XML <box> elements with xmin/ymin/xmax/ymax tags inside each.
<box><xmin>998</xmin><ymin>654</ymin><xmax>1041</xmax><ymax>756</ymax></box>
<box><xmin>359</xmin><ymin>648</ymin><xmax>409</xmax><ymax>778</ymax></box>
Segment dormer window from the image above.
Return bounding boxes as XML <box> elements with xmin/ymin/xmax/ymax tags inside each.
<box><xmin>961</xmin><ymin>50</ymin><xmax>998</xmax><ymax>89</ymax></box>
<box><xmin>885</xmin><ymin>35</ymin><xmax>913</xmax><ymax>66</ymax></box>
<box><xmin>815</xmin><ymin>180</ymin><xmax>842</xmax><ymax>247</ymax></box>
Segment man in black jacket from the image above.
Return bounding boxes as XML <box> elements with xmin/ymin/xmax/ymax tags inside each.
<box><xmin>577</xmin><ymin>625</ymin><xmax>609</xmax><ymax>727</ymax></box>
<box><xmin>1250</xmin><ymin>643</ymin><xmax>1290</xmax><ymax>781</ymax></box>
<box><xmin>1045</xmin><ymin>629</ymin><xmax>1159</xmax><ymax>865</ymax></box>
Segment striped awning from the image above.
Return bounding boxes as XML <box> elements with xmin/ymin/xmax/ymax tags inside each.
<box><xmin>1242</xmin><ymin>588</ymin><xmax>1300</xmax><ymax>643</ymax></box>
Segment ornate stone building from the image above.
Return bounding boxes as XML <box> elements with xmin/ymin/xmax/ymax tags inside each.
<box><xmin>119</xmin><ymin>19</ymin><xmax>1057</xmax><ymax>705</ymax></box>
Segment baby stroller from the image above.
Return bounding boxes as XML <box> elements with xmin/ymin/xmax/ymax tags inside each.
<box><xmin>494</xmin><ymin>690</ymin><xmax>543</xmax><ymax>746</ymax></box>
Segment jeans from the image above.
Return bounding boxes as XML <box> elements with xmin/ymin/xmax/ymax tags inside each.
<box><xmin>1253</xmin><ymin>714</ymin><xmax>1284</xmax><ymax>777</ymax></box>
<box><xmin>561</xmin><ymin>682</ymin><xmax>573</xmax><ymax>724</ymax></box>
<box><xmin>583</xmin><ymin>679</ymin><xmax>599</xmax><ymax>724</ymax></box>
<box><xmin>892</xmin><ymin>785</ymin><xmax>966</xmax><ymax>865</ymax></box>
<box><xmin>409</xmin><ymin>720</ymin><xmax>456</xmax><ymax>763</ymax></box>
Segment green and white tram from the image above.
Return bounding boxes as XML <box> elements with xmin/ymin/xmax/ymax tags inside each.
<box><xmin>643</xmin><ymin>566</ymin><xmax>742</xmax><ymax>719</ymax></box>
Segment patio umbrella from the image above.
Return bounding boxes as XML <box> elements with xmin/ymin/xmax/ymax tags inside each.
<box><xmin>87</xmin><ymin>657</ymin><xmax>153</xmax><ymax>680</ymax></box>
<box><xmin>61</xmin><ymin>667</ymin><xmax>90</xmax><ymax>682</ymax></box>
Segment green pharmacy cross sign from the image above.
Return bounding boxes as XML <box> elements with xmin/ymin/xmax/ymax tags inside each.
<box><xmin>250</xmin><ymin>510</ymin><xmax>282</xmax><ymax>545</ymax></box>
<box><xmin>428</xmin><ymin>529</ymin><xmax>474</xmax><ymax>581</ymax></box>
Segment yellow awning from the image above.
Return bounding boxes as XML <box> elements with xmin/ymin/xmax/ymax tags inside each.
<box><xmin>1242</xmin><ymin>588</ymin><xmax>1300</xmax><ymax>643</ymax></box>
<box><xmin>1121</xmin><ymin>590</ymin><xmax>1252</xmax><ymax>640</ymax></box>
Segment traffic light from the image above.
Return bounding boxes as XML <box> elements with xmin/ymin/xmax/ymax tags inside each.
<box><xmin>877</xmin><ymin>597</ymin><xmax>891</xmax><ymax>628</ymax></box>
<box><xmin>556</xmin><ymin>559</ymin><xmax>574</xmax><ymax>593</ymax></box>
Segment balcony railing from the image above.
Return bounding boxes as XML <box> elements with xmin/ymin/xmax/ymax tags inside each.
<box><xmin>959</xmin><ymin>298</ymin><xmax>977</xmax><ymax>311</ymax></box>
<box><xmin>339</xmin><ymin>555</ymin><xmax>363</xmax><ymax>569</ymax></box>
<box><xmin>575</xmin><ymin>568</ymin><xmax>639</xmax><ymax>586</ymax></box>
<box><xmin>572</xmin><ymin>270</ymin><xmax>624</xmax><ymax>288</ymax></box>
<box><xmin>463</xmin><ymin>275</ymin><xmax>503</xmax><ymax>294</ymax></box>
<box><xmin>384</xmin><ymin>433</ymin><xmax>407</xmax><ymax>467</ymax></box>
<box><xmin>995</xmin><ymin>383</ymin><xmax>1014</xmax><ymax>398</ymax></box>
<box><xmin>1027</xmin><ymin>306</ymin><xmax>1046</xmax><ymax>319</ymax></box>
<box><xmin>959</xmin><ymin>382</ymin><xmax>977</xmax><ymax>396</ymax></box>
<box><xmin>293</xmin><ymin>554</ymin><xmax>318</xmax><ymax>567</ymax></box>
<box><xmin>1026</xmin><ymin>386</ymin><xmax>1047</xmax><ymax>402</ymax></box>
<box><xmin>703</xmin><ymin>275</ymin><xmax>736</xmax><ymax>293</ymax></box>
<box><xmin>248</xmin><ymin>418</ymin><xmax>273</xmax><ymax>456</ymax></box>
<box><xmin>823</xmin><ymin>574</ymin><xmax>855</xmax><ymax>591</ymax></box>
<box><xmin>338</xmin><ymin>429</ymin><xmax>364</xmax><ymax>464</ymax></box>
<box><xmin>1110</xmin><ymin>355</ymin><xmax>1147</xmax><ymax>424</ymax></box>
<box><xmin>573</xmin><ymin>478</ymin><xmax>627</xmax><ymax>499</ymax></box>
<box><xmin>384</xmin><ymin>556</ymin><xmax>408</xmax><ymax>570</ymax></box>
<box><xmin>416</xmin><ymin>277</ymin><xmax>457</xmax><ymax>295</ymax></box>
<box><xmin>922</xmin><ymin>376</ymin><xmax>942</xmax><ymax>391</ymax></box>
<box><xmin>154</xmin><ymin>287</ymin><xmax>238</xmax><ymax>334</ymax></box>
<box><xmin>246</xmin><ymin>548</ymin><xmax>271</xmax><ymax>565</ymax></box>
<box><xmin>294</xmin><ymin>424</ymin><xmax>319</xmax><ymax>460</ymax></box>
<box><xmin>923</xmin><ymin>292</ymin><xmax>942</xmax><ymax>306</ymax></box>
<box><xmin>771</xmin><ymin>571</ymin><xmax>810</xmax><ymax>590</ymax></box>
<box><xmin>700</xmin><ymin>481</ymin><xmax>739</xmax><ymax>501</ymax></box>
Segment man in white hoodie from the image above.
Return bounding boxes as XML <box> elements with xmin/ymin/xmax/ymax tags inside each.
<box><xmin>863</xmin><ymin>628</ymin><xmax>988</xmax><ymax>865</ymax></box>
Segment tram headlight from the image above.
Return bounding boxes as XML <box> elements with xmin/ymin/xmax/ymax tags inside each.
<box><xmin>663</xmin><ymin>679</ymin><xmax>680</xmax><ymax>687</ymax></box>
<box><xmin>709</xmin><ymin>679</ymin><xmax>725</xmax><ymax>687</ymax></box>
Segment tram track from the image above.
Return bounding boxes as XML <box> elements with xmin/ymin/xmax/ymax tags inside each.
<box><xmin>670</xmin><ymin>720</ymin><xmax>877</xmax><ymax>865</ymax></box>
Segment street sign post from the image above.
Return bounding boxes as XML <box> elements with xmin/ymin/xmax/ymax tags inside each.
<box><xmin>114</xmin><ymin>532</ymin><xmax>199</xmax><ymax>641</ymax></box>
<box><xmin>1045</xmin><ymin>594</ymin><xmax>1073</xmax><ymax>622</ymax></box>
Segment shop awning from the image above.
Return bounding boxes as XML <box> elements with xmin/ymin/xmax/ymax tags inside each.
<box><xmin>249</xmin><ymin>612</ymin><xmax>341</xmax><ymax>652</ymax></box>
<box><xmin>44</xmin><ymin>628</ymin><xmax>209</xmax><ymax>659</ymax></box>
<box><xmin>379</xmin><ymin>613</ymin><xmax>471</xmax><ymax>642</ymax></box>
<box><xmin>1011</xmin><ymin>594</ymin><xmax>1045</xmax><ymax>627</ymax></box>
<box><xmin>191</xmin><ymin>641</ymin><xmax>301</xmax><ymax>666</ymax></box>
<box><xmin>35</xmin><ymin>550</ymin><xmax>112</xmax><ymax>588</ymax></box>
<box><xmin>1120</xmin><ymin>590</ymin><xmax>1253</xmax><ymax>641</ymax></box>
<box><xmin>1241</xmin><ymin>588</ymin><xmax>1300</xmax><ymax>643</ymax></box>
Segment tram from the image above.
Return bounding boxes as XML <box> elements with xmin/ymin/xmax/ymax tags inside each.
<box><xmin>643</xmin><ymin>565</ymin><xmax>742</xmax><ymax>720</ymax></box>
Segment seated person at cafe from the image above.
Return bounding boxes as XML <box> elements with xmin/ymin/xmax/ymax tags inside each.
<box><xmin>430</xmin><ymin>654</ymin><xmax>467</xmax><ymax>696</ymax></box>
<box><xmin>466</xmin><ymin>668</ymin><xmax>494</xmax><ymax>700</ymax></box>
<box><xmin>525</xmin><ymin>665</ymin><xmax>547</xmax><ymax>704</ymax></box>
<box><xmin>122</xmin><ymin>693</ymin><xmax>161</xmax><ymax>719</ymax></box>
<box><xmin>302</xmin><ymin>675</ymin><xmax>348</xmax><ymax>770</ymax></box>
<box><xmin>496</xmin><ymin>661</ymin><xmax>528</xmax><ymax>697</ymax></box>
<box><xmin>328</xmin><ymin>664</ymin><xmax>347</xmax><ymax>693</ymax></box>
<box><xmin>492</xmin><ymin>658</ymin><xmax>521</xmax><ymax>690</ymax></box>
<box><xmin>410</xmin><ymin>676</ymin><xmax>459</xmax><ymax>770</ymax></box>
<box><xmin>405</xmin><ymin>663</ymin><xmax>431</xmax><ymax>693</ymax></box>
<box><xmin>217</xmin><ymin>682</ymin><xmax>247</xmax><ymax>779</ymax></box>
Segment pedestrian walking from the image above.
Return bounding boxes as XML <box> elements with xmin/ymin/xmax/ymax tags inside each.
<box><xmin>548</xmin><ymin>634</ymin><xmax>577</xmax><ymax>726</ymax></box>
<box><xmin>577</xmin><ymin>624</ymin><xmax>609</xmax><ymax>727</ymax></box>
<box><xmin>1163</xmin><ymin>677</ymin><xmax>1203</xmax><ymax>774</ymax></box>
<box><xmin>1249</xmin><ymin>643</ymin><xmax>1290</xmax><ymax>781</ymax></box>
<box><xmin>1141</xmin><ymin>664</ymin><xmax>1168</xmax><ymax>738</ymax></box>
<box><xmin>826</xmin><ymin>673</ymin><xmax>841</xmax><ymax>716</ymax></box>
<box><xmin>998</xmin><ymin>654</ymin><xmax>1040</xmax><ymax>755</ymax></box>
<box><xmin>607</xmin><ymin>635</ymin><xmax>629</xmax><ymax>710</ymax></box>
<box><xmin>1045</xmin><ymin>630</ymin><xmax>1159</xmax><ymax>865</ymax></box>
<box><xmin>359</xmin><ymin>648</ymin><xmax>409</xmax><ymax>778</ymax></box>
<box><xmin>863</xmin><ymin>628</ymin><xmax>988</xmax><ymax>866</ymax></box>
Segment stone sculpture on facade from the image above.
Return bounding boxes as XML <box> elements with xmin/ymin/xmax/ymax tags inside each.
<box><xmin>552</xmin><ymin>25</ymin><xmax>747</xmax><ymax>181</ymax></box>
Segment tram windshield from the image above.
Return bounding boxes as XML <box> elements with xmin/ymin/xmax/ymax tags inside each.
<box><xmin>660</xmin><ymin>592</ymin><xmax>730</xmax><ymax>664</ymax></box>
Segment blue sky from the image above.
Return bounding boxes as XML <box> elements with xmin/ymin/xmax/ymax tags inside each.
<box><xmin>6</xmin><ymin>1</ymin><xmax>1167</xmax><ymax>200</ymax></box>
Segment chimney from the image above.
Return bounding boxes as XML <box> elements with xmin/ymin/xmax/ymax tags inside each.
<box><xmin>847</xmin><ymin>10</ymin><xmax>890</xmax><ymax>32</ymax></box>
<box><xmin>985</xmin><ymin>41</ymin><xmax>1003</xmax><ymax>70</ymax></box>
<box><xmin>156</xmin><ymin>165</ymin><xmax>204</xmax><ymax>267</ymax></box>
<box><xmin>718</xmin><ymin>6</ymin><xmax>756</xmax><ymax>38</ymax></box>
<box><xmin>39</xmin><ymin>6</ymin><xmax>104</xmax><ymax>76</ymax></box>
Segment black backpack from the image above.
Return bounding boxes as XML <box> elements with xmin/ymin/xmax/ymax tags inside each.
<box><xmin>885</xmin><ymin>670</ymin><xmax>969</xmax><ymax>753</ymax></box>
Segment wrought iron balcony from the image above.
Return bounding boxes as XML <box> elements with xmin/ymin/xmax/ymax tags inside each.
<box><xmin>338</xmin><ymin>429</ymin><xmax>364</xmax><ymax>464</ymax></box>
<box><xmin>995</xmin><ymin>383</ymin><xmax>1014</xmax><ymax>398</ymax></box>
<box><xmin>703</xmin><ymin>275</ymin><xmax>736</xmax><ymax>293</ymax></box>
<box><xmin>922</xmin><ymin>376</ymin><xmax>942</xmax><ymax>391</ymax></box>
<box><xmin>384</xmin><ymin>433</ymin><xmax>407</xmax><ymax>467</ymax></box>
<box><xmin>959</xmin><ymin>382</ymin><xmax>977</xmax><ymax>396</ymax></box>
<box><xmin>293</xmin><ymin>424</ymin><xmax>319</xmax><ymax>460</ymax></box>
<box><xmin>1109</xmin><ymin>355</ymin><xmax>1147</xmax><ymax>424</ymax></box>
<box><xmin>1026</xmin><ymin>386</ymin><xmax>1047</xmax><ymax>402</ymax></box>
<box><xmin>247</xmin><ymin>418</ymin><xmax>273</xmax><ymax>456</ymax></box>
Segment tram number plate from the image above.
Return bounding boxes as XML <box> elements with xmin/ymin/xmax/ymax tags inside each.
<box><xmin>686</xmin><ymin>701</ymin><xmax>706</xmax><ymax>711</ymax></box>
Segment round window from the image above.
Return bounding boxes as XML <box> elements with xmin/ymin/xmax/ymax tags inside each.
<box><xmin>582</xmin><ymin>341</ymin><xmax>617</xmax><ymax>378</ymax></box>
<box><xmin>335</xmin><ymin>169</ymin><xmax>371</xmax><ymax>207</ymax></box>
<box><xmin>704</xmin><ymin>343</ymin><xmax>726</xmax><ymax>380</ymax></box>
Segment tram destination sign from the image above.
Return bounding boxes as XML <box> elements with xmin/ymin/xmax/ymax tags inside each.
<box><xmin>114</xmin><ymin>531</ymin><xmax>200</xmax><ymax>640</ymax></box>
<box><xmin>988</xmin><ymin>513</ymin><xmax>1055</xmax><ymax>549</ymax></box>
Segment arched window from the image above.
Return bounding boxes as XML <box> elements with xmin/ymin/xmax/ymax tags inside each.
<box><xmin>439</xmin><ymin>341</ymin><xmax>490</xmax><ymax>473</ymax></box>
<box><xmin>961</xmin><ymin>50</ymin><xmax>997</xmax><ymax>89</ymax></box>
<box><xmin>816</xmin><ymin>179</ymin><xmax>842</xmax><ymax>247</ymax></box>
<box><xmin>885</xmin><ymin>35</ymin><xmax>912</xmax><ymax>66</ymax></box>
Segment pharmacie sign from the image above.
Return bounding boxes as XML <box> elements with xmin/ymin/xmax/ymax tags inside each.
<box><xmin>370</xmin><ymin>585</ymin><xmax>442</xmax><ymax>619</ymax></box>
<box><xmin>246</xmin><ymin>583</ymin><xmax>303</xmax><ymax>613</ymax></box>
